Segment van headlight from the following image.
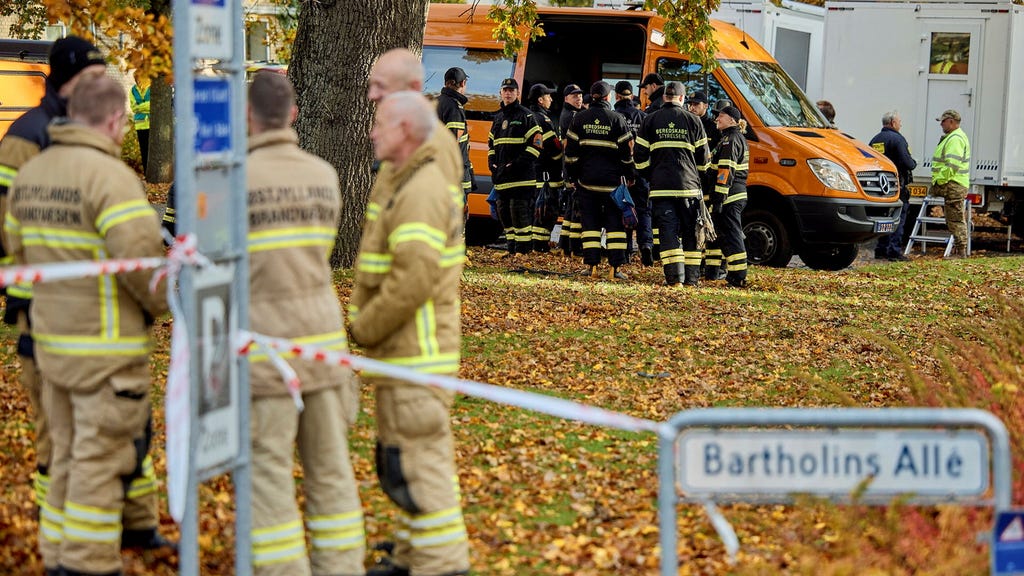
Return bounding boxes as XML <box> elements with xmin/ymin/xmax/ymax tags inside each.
<box><xmin>807</xmin><ymin>159</ymin><xmax>857</xmax><ymax>192</ymax></box>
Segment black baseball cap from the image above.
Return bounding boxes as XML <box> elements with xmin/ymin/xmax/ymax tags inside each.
<box><xmin>563</xmin><ymin>83</ymin><xmax>583</xmax><ymax>96</ymax></box>
<box><xmin>48</xmin><ymin>36</ymin><xmax>106</xmax><ymax>90</ymax></box>
<box><xmin>640</xmin><ymin>73</ymin><xmax>664</xmax><ymax>88</ymax></box>
<box><xmin>686</xmin><ymin>90</ymin><xmax>709</xmax><ymax>105</ymax></box>
<box><xmin>500</xmin><ymin>78</ymin><xmax>519</xmax><ymax>90</ymax></box>
<box><xmin>527</xmin><ymin>83</ymin><xmax>555</xmax><ymax>102</ymax></box>
<box><xmin>444</xmin><ymin>67</ymin><xmax>468</xmax><ymax>83</ymax></box>
<box><xmin>715</xmin><ymin>105</ymin><xmax>742</xmax><ymax>122</ymax></box>
<box><xmin>712</xmin><ymin>98</ymin><xmax>734</xmax><ymax>113</ymax></box>
<box><xmin>614</xmin><ymin>80</ymin><xmax>633</xmax><ymax>96</ymax></box>
<box><xmin>590</xmin><ymin>81</ymin><xmax>611</xmax><ymax>98</ymax></box>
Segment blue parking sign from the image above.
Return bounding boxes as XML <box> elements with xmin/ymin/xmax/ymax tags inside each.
<box><xmin>994</xmin><ymin>510</ymin><xmax>1024</xmax><ymax>575</ymax></box>
<box><xmin>193</xmin><ymin>77</ymin><xmax>231</xmax><ymax>156</ymax></box>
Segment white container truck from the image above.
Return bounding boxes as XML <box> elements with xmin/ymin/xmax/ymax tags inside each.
<box><xmin>713</xmin><ymin>0</ymin><xmax>826</xmax><ymax>99</ymax></box>
<box><xmin>821</xmin><ymin>0</ymin><xmax>1024</xmax><ymax>236</ymax></box>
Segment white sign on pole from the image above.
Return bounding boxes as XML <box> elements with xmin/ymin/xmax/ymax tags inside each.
<box><xmin>193</xmin><ymin>264</ymin><xmax>240</xmax><ymax>475</ymax></box>
<box><xmin>190</xmin><ymin>0</ymin><xmax>232</xmax><ymax>59</ymax></box>
<box><xmin>677</xmin><ymin>429</ymin><xmax>988</xmax><ymax>497</ymax></box>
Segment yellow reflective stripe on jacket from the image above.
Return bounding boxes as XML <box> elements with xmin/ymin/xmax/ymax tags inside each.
<box><xmin>388</xmin><ymin>222</ymin><xmax>446</xmax><ymax>252</ymax></box>
<box><xmin>416</xmin><ymin>300</ymin><xmax>440</xmax><ymax>357</ymax></box>
<box><xmin>6</xmin><ymin>282</ymin><xmax>32</xmax><ymax>299</ymax></box>
<box><xmin>33</xmin><ymin>333</ymin><xmax>150</xmax><ymax>356</ymax></box>
<box><xmin>445</xmin><ymin>121</ymin><xmax>466</xmax><ymax>131</ymax></box>
<box><xmin>440</xmin><ymin>245</ymin><xmax>465</xmax><ymax>268</ymax></box>
<box><xmin>493</xmin><ymin>137</ymin><xmax>528</xmax><ymax>145</ymax></box>
<box><xmin>356</xmin><ymin>252</ymin><xmax>392</xmax><ymax>274</ymax></box>
<box><xmin>365</xmin><ymin>201</ymin><xmax>381</xmax><ymax>222</ymax></box>
<box><xmin>95</xmin><ymin>199</ymin><xmax>154</xmax><ymax>236</ymax></box>
<box><xmin>248</xmin><ymin>330</ymin><xmax>348</xmax><ymax>362</ymax></box>
<box><xmin>98</xmin><ymin>265</ymin><xmax>118</xmax><ymax>339</ymax></box>
<box><xmin>650</xmin><ymin>140</ymin><xmax>697</xmax><ymax>152</ymax></box>
<box><xmin>717</xmin><ymin>158</ymin><xmax>748</xmax><ymax>170</ymax></box>
<box><xmin>723</xmin><ymin>191</ymin><xmax>748</xmax><ymax>204</ymax></box>
<box><xmin>365</xmin><ymin>352</ymin><xmax>461</xmax><ymax>375</ymax></box>
<box><xmin>247</xmin><ymin>226</ymin><xmax>335</xmax><ymax>253</ymax></box>
<box><xmin>579</xmin><ymin>139</ymin><xmax>619</xmax><ymax>149</ymax></box>
<box><xmin>3</xmin><ymin>208</ymin><xmax>19</xmax><ymax>235</ymax></box>
<box><xmin>650</xmin><ymin>189</ymin><xmax>702</xmax><ymax>198</ymax></box>
<box><xmin>308</xmin><ymin>510</ymin><xmax>365</xmax><ymax>551</ymax></box>
<box><xmin>494</xmin><ymin>180</ymin><xmax>535</xmax><ymax>191</ymax></box>
<box><xmin>126</xmin><ymin>455</ymin><xmax>157</xmax><ymax>498</ymax></box>
<box><xmin>19</xmin><ymin>226</ymin><xmax>104</xmax><ymax>249</ymax></box>
<box><xmin>252</xmin><ymin>519</ymin><xmax>306</xmax><ymax>566</ymax></box>
<box><xmin>0</xmin><ymin>164</ymin><xmax>16</xmax><ymax>187</ymax></box>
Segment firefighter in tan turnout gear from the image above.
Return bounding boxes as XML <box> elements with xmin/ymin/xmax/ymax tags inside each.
<box><xmin>352</xmin><ymin>91</ymin><xmax>469</xmax><ymax>576</ymax></box>
<box><xmin>245</xmin><ymin>71</ymin><xmax>366</xmax><ymax>576</ymax></box>
<box><xmin>5</xmin><ymin>74</ymin><xmax>168</xmax><ymax>576</ymax></box>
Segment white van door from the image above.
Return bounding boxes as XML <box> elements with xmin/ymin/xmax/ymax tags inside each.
<box><xmin>915</xmin><ymin>19</ymin><xmax>982</xmax><ymax>183</ymax></box>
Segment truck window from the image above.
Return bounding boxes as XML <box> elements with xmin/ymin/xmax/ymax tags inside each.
<box><xmin>718</xmin><ymin>60</ymin><xmax>827</xmax><ymax>128</ymax></box>
<box><xmin>655</xmin><ymin>57</ymin><xmax>730</xmax><ymax>108</ymax></box>
<box><xmin>423</xmin><ymin>46</ymin><xmax>514</xmax><ymax>121</ymax></box>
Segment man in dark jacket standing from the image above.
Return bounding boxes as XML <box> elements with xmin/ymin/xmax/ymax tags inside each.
<box><xmin>527</xmin><ymin>83</ymin><xmax>563</xmax><ymax>251</ymax></box>
<box><xmin>614</xmin><ymin>80</ymin><xmax>653</xmax><ymax>266</ymax></box>
<box><xmin>641</xmin><ymin>73</ymin><xmax>665</xmax><ymax>114</ymax></box>
<box><xmin>635</xmin><ymin>81</ymin><xmax>711</xmax><ymax>287</ymax></box>
<box><xmin>437</xmin><ymin>67</ymin><xmax>474</xmax><ymax>197</ymax></box>
<box><xmin>488</xmin><ymin>78</ymin><xmax>542</xmax><ymax>258</ymax></box>
<box><xmin>564</xmin><ymin>81</ymin><xmax>636</xmax><ymax>280</ymax></box>
<box><xmin>557</xmin><ymin>83</ymin><xmax>584</xmax><ymax>256</ymax></box>
<box><xmin>870</xmin><ymin>110</ymin><xmax>917</xmax><ymax>261</ymax></box>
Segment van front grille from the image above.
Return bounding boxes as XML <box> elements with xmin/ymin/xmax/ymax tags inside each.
<box><xmin>857</xmin><ymin>171</ymin><xmax>899</xmax><ymax>198</ymax></box>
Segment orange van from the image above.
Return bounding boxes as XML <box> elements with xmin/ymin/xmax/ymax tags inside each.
<box><xmin>0</xmin><ymin>39</ymin><xmax>49</xmax><ymax>140</ymax></box>
<box><xmin>424</xmin><ymin>4</ymin><xmax>902</xmax><ymax>270</ymax></box>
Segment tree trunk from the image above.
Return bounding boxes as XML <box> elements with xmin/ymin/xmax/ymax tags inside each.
<box><xmin>147</xmin><ymin>74</ymin><xmax>174</xmax><ymax>183</ymax></box>
<box><xmin>290</xmin><ymin>0</ymin><xmax>429</xmax><ymax>268</ymax></box>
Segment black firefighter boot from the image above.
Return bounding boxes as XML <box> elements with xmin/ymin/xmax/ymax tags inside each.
<box><xmin>121</xmin><ymin>527</ymin><xmax>178</xmax><ymax>553</ymax></box>
<box><xmin>59</xmin><ymin>569</ymin><xmax>122</xmax><ymax>576</ymax></box>
<box><xmin>683</xmin><ymin>265</ymin><xmax>701</xmax><ymax>287</ymax></box>
<box><xmin>663</xmin><ymin>262</ymin><xmax>683</xmax><ymax>286</ymax></box>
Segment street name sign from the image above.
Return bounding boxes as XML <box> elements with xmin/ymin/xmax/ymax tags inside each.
<box><xmin>677</xmin><ymin>429</ymin><xmax>988</xmax><ymax>499</ymax></box>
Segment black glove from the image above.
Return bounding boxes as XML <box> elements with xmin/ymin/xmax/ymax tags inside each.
<box><xmin>711</xmin><ymin>193</ymin><xmax>725</xmax><ymax>213</ymax></box>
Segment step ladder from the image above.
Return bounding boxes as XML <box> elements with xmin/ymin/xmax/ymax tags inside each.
<box><xmin>904</xmin><ymin>195</ymin><xmax>972</xmax><ymax>257</ymax></box>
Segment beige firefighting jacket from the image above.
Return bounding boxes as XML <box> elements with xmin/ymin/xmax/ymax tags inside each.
<box><xmin>349</xmin><ymin>133</ymin><xmax>464</xmax><ymax>376</ymax></box>
<box><xmin>246</xmin><ymin>128</ymin><xmax>356</xmax><ymax>398</ymax></box>
<box><xmin>4</xmin><ymin>121</ymin><xmax>167</xmax><ymax>392</ymax></box>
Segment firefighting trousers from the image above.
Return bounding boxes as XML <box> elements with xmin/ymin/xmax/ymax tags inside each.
<box><xmin>374</xmin><ymin>379</ymin><xmax>470</xmax><ymax>576</ymax></box>
<box><xmin>39</xmin><ymin>362</ymin><xmax>157</xmax><ymax>575</ymax></box>
<box><xmin>496</xmin><ymin>194</ymin><xmax>533</xmax><ymax>255</ymax></box>
<box><xmin>250</xmin><ymin>387</ymin><xmax>365</xmax><ymax>576</ymax></box>
<box><xmin>18</xmin><ymin>352</ymin><xmax>51</xmax><ymax>505</ymax></box>
<box><xmin>717</xmin><ymin>199</ymin><xmax>748</xmax><ymax>283</ymax></box>
<box><xmin>579</xmin><ymin>188</ymin><xmax>627</xmax><ymax>267</ymax></box>
<box><xmin>532</xmin><ymin>183</ymin><xmax>560</xmax><ymax>251</ymax></box>
<box><xmin>627</xmin><ymin>182</ymin><xmax>653</xmax><ymax>252</ymax></box>
<box><xmin>652</xmin><ymin>197</ymin><xmax>700</xmax><ymax>283</ymax></box>
<box><xmin>558</xmin><ymin>188</ymin><xmax>583</xmax><ymax>256</ymax></box>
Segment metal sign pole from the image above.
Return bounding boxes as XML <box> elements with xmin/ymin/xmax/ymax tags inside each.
<box><xmin>171</xmin><ymin>0</ymin><xmax>249</xmax><ymax>572</ymax></box>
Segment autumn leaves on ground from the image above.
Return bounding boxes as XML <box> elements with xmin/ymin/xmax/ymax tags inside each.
<box><xmin>2</xmin><ymin>248</ymin><xmax>1024</xmax><ymax>575</ymax></box>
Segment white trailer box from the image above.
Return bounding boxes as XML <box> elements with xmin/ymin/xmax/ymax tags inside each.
<box><xmin>821</xmin><ymin>0</ymin><xmax>1024</xmax><ymax>230</ymax></box>
<box><xmin>713</xmin><ymin>0</ymin><xmax>825</xmax><ymax>98</ymax></box>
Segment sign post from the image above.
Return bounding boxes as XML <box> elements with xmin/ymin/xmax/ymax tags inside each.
<box><xmin>657</xmin><ymin>408</ymin><xmax>1012</xmax><ymax>576</ymax></box>
<box><xmin>171</xmin><ymin>0</ymin><xmax>249</xmax><ymax>572</ymax></box>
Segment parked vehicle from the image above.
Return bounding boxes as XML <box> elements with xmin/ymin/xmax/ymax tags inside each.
<box><xmin>425</xmin><ymin>3</ymin><xmax>902</xmax><ymax>270</ymax></box>
<box><xmin>821</xmin><ymin>0</ymin><xmax>1024</xmax><ymax>237</ymax></box>
<box><xmin>0</xmin><ymin>39</ymin><xmax>49</xmax><ymax>140</ymax></box>
<box><xmin>713</xmin><ymin>0</ymin><xmax>825</xmax><ymax>100</ymax></box>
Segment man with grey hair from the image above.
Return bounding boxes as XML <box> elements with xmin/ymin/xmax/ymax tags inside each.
<box><xmin>367</xmin><ymin>48</ymin><xmax>462</xmax><ymax>186</ymax></box>
<box><xmin>869</xmin><ymin>109</ymin><xmax>917</xmax><ymax>261</ymax></box>
<box><xmin>245</xmin><ymin>70</ymin><xmax>366</xmax><ymax>576</ymax></box>
<box><xmin>353</xmin><ymin>90</ymin><xmax>470</xmax><ymax>576</ymax></box>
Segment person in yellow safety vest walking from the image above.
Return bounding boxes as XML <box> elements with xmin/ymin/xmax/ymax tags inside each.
<box><xmin>930</xmin><ymin>109</ymin><xmax>971</xmax><ymax>258</ymax></box>
<box><xmin>6</xmin><ymin>74</ymin><xmax>169</xmax><ymax>576</ymax></box>
<box><xmin>244</xmin><ymin>71</ymin><xmax>366</xmax><ymax>576</ymax></box>
<box><xmin>353</xmin><ymin>91</ymin><xmax>470</xmax><ymax>576</ymax></box>
<box><xmin>130</xmin><ymin>69</ymin><xmax>150</xmax><ymax>174</ymax></box>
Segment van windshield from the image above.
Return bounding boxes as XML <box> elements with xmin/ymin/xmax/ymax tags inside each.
<box><xmin>718</xmin><ymin>60</ymin><xmax>829</xmax><ymax>128</ymax></box>
<box><xmin>423</xmin><ymin>46</ymin><xmax>515</xmax><ymax>121</ymax></box>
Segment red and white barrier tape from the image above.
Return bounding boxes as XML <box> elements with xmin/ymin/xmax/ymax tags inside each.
<box><xmin>236</xmin><ymin>330</ymin><xmax>661</xmax><ymax>435</ymax></box>
<box><xmin>0</xmin><ymin>257</ymin><xmax>166</xmax><ymax>288</ymax></box>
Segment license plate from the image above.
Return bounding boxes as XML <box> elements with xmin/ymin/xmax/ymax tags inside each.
<box><xmin>874</xmin><ymin>220</ymin><xmax>897</xmax><ymax>233</ymax></box>
<box><xmin>908</xmin><ymin>184</ymin><xmax>928</xmax><ymax>197</ymax></box>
